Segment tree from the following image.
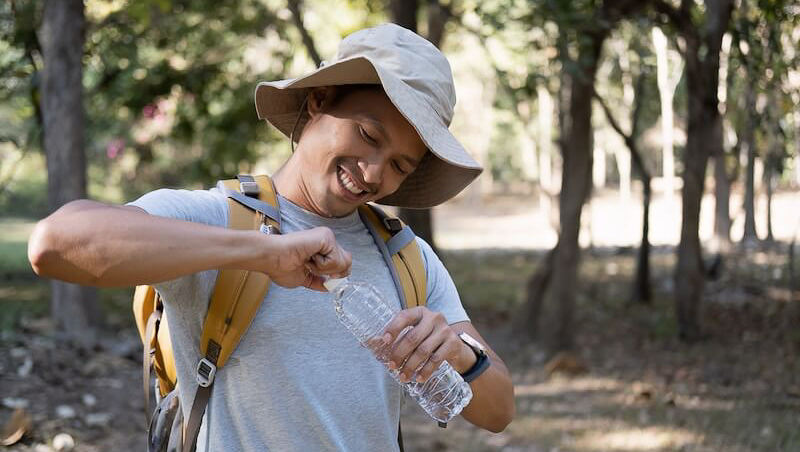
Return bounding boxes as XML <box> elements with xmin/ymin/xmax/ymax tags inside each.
<box><xmin>653</xmin><ymin>0</ymin><xmax>735</xmax><ymax>341</ymax></box>
<box><xmin>651</xmin><ymin>26</ymin><xmax>682</xmax><ymax>205</ymax></box>
<box><xmin>504</xmin><ymin>0</ymin><xmax>646</xmax><ymax>351</ymax></box>
<box><xmin>595</xmin><ymin>54</ymin><xmax>654</xmax><ymax>304</ymax></box>
<box><xmin>39</xmin><ymin>0</ymin><xmax>98</xmax><ymax>347</ymax></box>
<box><xmin>712</xmin><ymin>32</ymin><xmax>735</xmax><ymax>250</ymax></box>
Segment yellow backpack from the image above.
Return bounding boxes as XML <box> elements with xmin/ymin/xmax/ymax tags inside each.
<box><xmin>132</xmin><ymin>174</ymin><xmax>427</xmax><ymax>452</ymax></box>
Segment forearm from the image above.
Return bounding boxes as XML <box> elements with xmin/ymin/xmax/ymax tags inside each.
<box><xmin>459</xmin><ymin>355</ymin><xmax>515</xmax><ymax>432</ymax></box>
<box><xmin>449</xmin><ymin>323</ymin><xmax>515</xmax><ymax>432</ymax></box>
<box><xmin>28</xmin><ymin>200</ymin><xmax>266</xmax><ymax>287</ymax></box>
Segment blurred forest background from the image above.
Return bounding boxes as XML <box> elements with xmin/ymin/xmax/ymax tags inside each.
<box><xmin>1</xmin><ymin>0</ymin><xmax>799</xmax><ymax>451</ymax></box>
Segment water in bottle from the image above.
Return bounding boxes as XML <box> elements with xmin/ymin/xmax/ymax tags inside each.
<box><xmin>323</xmin><ymin>277</ymin><xmax>472</xmax><ymax>424</ymax></box>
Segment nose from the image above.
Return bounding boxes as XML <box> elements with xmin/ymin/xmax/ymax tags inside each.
<box><xmin>357</xmin><ymin>155</ymin><xmax>386</xmax><ymax>188</ymax></box>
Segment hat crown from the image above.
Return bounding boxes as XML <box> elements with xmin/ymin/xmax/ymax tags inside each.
<box><xmin>335</xmin><ymin>24</ymin><xmax>456</xmax><ymax>126</ymax></box>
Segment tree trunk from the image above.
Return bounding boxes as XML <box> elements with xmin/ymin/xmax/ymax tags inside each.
<box><xmin>741</xmin><ymin>99</ymin><xmax>758</xmax><ymax>242</ymax></box>
<box><xmin>594</xmin><ymin>70</ymin><xmax>651</xmax><ymax>305</ymax></box>
<box><xmin>515</xmin><ymin>247</ymin><xmax>556</xmax><ymax>339</ymax></box>
<box><xmin>390</xmin><ymin>0</ymin><xmax>418</xmax><ymax>31</ymax></box>
<box><xmin>632</xmin><ymin>176</ymin><xmax>652</xmax><ymax>304</ymax></box>
<box><xmin>547</xmin><ymin>31</ymin><xmax>605</xmax><ymax>352</ymax></box>
<box><xmin>764</xmin><ymin>160</ymin><xmax>774</xmax><ymax>243</ymax></box>
<box><xmin>676</xmin><ymin>98</ymin><xmax>712</xmax><ymax>341</ymax></box>
<box><xmin>672</xmin><ymin>0</ymin><xmax>734</xmax><ymax>342</ymax></box>
<box><xmin>713</xmin><ymin>30</ymin><xmax>733</xmax><ymax>250</ymax></box>
<box><xmin>39</xmin><ymin>0</ymin><xmax>98</xmax><ymax>348</ymax></box>
<box><xmin>713</xmin><ymin>150</ymin><xmax>732</xmax><ymax>249</ymax></box>
<box><xmin>652</xmin><ymin>27</ymin><xmax>678</xmax><ymax>202</ymax></box>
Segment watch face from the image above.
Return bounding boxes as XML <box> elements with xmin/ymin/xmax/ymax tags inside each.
<box><xmin>459</xmin><ymin>332</ymin><xmax>486</xmax><ymax>354</ymax></box>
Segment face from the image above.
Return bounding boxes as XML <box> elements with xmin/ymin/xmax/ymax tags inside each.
<box><xmin>288</xmin><ymin>86</ymin><xmax>428</xmax><ymax>217</ymax></box>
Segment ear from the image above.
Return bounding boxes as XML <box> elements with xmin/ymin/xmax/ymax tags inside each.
<box><xmin>307</xmin><ymin>86</ymin><xmax>337</xmax><ymax>119</ymax></box>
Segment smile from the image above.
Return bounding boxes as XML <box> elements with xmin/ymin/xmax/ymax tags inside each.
<box><xmin>337</xmin><ymin>166</ymin><xmax>367</xmax><ymax>197</ymax></box>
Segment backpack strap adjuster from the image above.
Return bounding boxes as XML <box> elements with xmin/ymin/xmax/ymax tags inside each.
<box><xmin>196</xmin><ymin>358</ymin><xmax>217</xmax><ymax>387</ymax></box>
<box><xmin>383</xmin><ymin>217</ymin><xmax>403</xmax><ymax>233</ymax></box>
<box><xmin>237</xmin><ymin>174</ymin><xmax>260</xmax><ymax>197</ymax></box>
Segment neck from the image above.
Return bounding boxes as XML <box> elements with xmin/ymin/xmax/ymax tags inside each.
<box><xmin>273</xmin><ymin>158</ymin><xmax>335</xmax><ymax>218</ymax></box>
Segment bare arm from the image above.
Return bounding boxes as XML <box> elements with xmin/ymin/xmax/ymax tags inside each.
<box><xmin>383</xmin><ymin>310</ymin><xmax>514</xmax><ymax>432</ymax></box>
<box><xmin>28</xmin><ymin>200</ymin><xmax>351</xmax><ymax>289</ymax></box>
<box><xmin>448</xmin><ymin>321</ymin><xmax>515</xmax><ymax>432</ymax></box>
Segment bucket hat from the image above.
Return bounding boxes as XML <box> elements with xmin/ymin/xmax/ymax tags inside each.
<box><xmin>254</xmin><ymin>23</ymin><xmax>483</xmax><ymax>208</ymax></box>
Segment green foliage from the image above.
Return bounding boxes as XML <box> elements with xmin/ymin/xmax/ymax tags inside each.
<box><xmin>1</xmin><ymin>0</ymin><xmax>798</xmax><ymax>208</ymax></box>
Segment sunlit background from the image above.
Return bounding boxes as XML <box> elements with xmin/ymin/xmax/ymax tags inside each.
<box><xmin>1</xmin><ymin>0</ymin><xmax>799</xmax><ymax>451</ymax></box>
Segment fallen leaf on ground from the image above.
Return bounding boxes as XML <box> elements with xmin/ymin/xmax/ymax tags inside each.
<box><xmin>1</xmin><ymin>407</ymin><xmax>32</xmax><ymax>446</ymax></box>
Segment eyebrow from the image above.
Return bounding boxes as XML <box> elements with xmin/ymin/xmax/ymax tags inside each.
<box><xmin>360</xmin><ymin>114</ymin><xmax>421</xmax><ymax>168</ymax></box>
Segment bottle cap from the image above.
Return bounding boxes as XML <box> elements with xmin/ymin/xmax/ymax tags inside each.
<box><xmin>323</xmin><ymin>277</ymin><xmax>347</xmax><ymax>292</ymax></box>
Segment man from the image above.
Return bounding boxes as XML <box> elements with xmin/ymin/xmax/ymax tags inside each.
<box><xmin>28</xmin><ymin>24</ymin><xmax>514</xmax><ymax>450</ymax></box>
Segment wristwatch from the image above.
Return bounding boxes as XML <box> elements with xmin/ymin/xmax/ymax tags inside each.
<box><xmin>457</xmin><ymin>332</ymin><xmax>490</xmax><ymax>383</ymax></box>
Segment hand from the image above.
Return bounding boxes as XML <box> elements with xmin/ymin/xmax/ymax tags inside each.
<box><xmin>381</xmin><ymin>307</ymin><xmax>475</xmax><ymax>383</ymax></box>
<box><xmin>258</xmin><ymin>227</ymin><xmax>351</xmax><ymax>291</ymax></box>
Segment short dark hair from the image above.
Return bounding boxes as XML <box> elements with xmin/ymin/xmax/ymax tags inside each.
<box><xmin>328</xmin><ymin>84</ymin><xmax>386</xmax><ymax>108</ymax></box>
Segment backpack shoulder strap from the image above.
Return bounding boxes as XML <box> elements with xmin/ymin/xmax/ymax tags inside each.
<box><xmin>200</xmin><ymin>174</ymin><xmax>280</xmax><ymax>369</ymax></box>
<box><xmin>183</xmin><ymin>174</ymin><xmax>280</xmax><ymax>452</ymax></box>
<box><xmin>358</xmin><ymin>204</ymin><xmax>427</xmax><ymax>310</ymax></box>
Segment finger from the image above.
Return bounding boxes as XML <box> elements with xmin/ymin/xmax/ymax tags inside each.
<box><xmin>336</xmin><ymin>249</ymin><xmax>352</xmax><ymax>277</ymax></box>
<box><xmin>415</xmin><ymin>336</ymin><xmax>457</xmax><ymax>383</ymax></box>
<box><xmin>382</xmin><ymin>308</ymin><xmax>425</xmax><ymax>349</ymax></box>
<box><xmin>309</xmin><ymin>247</ymin><xmax>351</xmax><ymax>278</ymax></box>
<box><xmin>302</xmin><ymin>267</ymin><xmax>327</xmax><ymax>292</ymax></box>
<box><xmin>398</xmin><ymin>328</ymin><xmax>447</xmax><ymax>383</ymax></box>
<box><xmin>306</xmin><ymin>275</ymin><xmax>327</xmax><ymax>292</ymax></box>
<box><xmin>389</xmin><ymin>313</ymin><xmax>436</xmax><ymax>378</ymax></box>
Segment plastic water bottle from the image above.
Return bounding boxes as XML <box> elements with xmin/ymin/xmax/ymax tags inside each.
<box><xmin>323</xmin><ymin>277</ymin><xmax>473</xmax><ymax>424</ymax></box>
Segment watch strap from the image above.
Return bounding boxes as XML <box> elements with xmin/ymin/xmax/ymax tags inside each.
<box><xmin>459</xmin><ymin>350</ymin><xmax>490</xmax><ymax>383</ymax></box>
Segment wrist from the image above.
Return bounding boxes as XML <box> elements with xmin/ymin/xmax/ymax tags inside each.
<box><xmin>221</xmin><ymin>230</ymin><xmax>276</xmax><ymax>272</ymax></box>
<box><xmin>453</xmin><ymin>339</ymin><xmax>478</xmax><ymax>374</ymax></box>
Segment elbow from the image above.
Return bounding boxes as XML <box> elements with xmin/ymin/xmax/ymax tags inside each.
<box><xmin>487</xmin><ymin>402</ymin><xmax>515</xmax><ymax>433</ymax></box>
<box><xmin>28</xmin><ymin>199</ymin><xmax>97</xmax><ymax>277</ymax></box>
<box><xmin>28</xmin><ymin>218</ymin><xmax>57</xmax><ymax>277</ymax></box>
<box><xmin>486</xmin><ymin>381</ymin><xmax>516</xmax><ymax>433</ymax></box>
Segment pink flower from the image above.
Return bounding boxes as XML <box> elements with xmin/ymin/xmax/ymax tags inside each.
<box><xmin>106</xmin><ymin>138</ymin><xmax>125</xmax><ymax>159</ymax></box>
<box><xmin>142</xmin><ymin>104</ymin><xmax>158</xmax><ymax>119</ymax></box>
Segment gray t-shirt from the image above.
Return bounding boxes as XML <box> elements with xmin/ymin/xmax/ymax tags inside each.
<box><xmin>128</xmin><ymin>188</ymin><xmax>469</xmax><ymax>452</ymax></box>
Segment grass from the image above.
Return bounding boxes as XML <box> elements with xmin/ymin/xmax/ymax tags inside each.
<box><xmin>0</xmin><ymin>217</ymin><xmax>37</xmax><ymax>277</ymax></box>
<box><xmin>0</xmin><ymin>217</ymin><xmax>135</xmax><ymax>333</ymax></box>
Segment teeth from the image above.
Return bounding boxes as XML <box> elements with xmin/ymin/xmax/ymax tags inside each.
<box><xmin>338</xmin><ymin>168</ymin><xmax>365</xmax><ymax>195</ymax></box>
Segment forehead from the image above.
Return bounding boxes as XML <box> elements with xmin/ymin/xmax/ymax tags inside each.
<box><xmin>331</xmin><ymin>87</ymin><xmax>428</xmax><ymax>157</ymax></box>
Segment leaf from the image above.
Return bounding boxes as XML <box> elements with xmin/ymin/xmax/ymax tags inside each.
<box><xmin>1</xmin><ymin>407</ymin><xmax>32</xmax><ymax>446</ymax></box>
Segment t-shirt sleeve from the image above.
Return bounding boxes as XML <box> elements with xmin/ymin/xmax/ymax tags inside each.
<box><xmin>416</xmin><ymin>237</ymin><xmax>470</xmax><ymax>325</ymax></box>
<box><xmin>125</xmin><ymin>188</ymin><xmax>228</xmax><ymax>302</ymax></box>
<box><xmin>126</xmin><ymin>188</ymin><xmax>228</xmax><ymax>228</ymax></box>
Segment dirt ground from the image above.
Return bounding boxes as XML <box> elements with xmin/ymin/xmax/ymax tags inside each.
<box><xmin>2</xmin><ymin>191</ymin><xmax>799</xmax><ymax>451</ymax></box>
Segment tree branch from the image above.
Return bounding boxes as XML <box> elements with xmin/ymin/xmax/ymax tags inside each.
<box><xmin>593</xmin><ymin>88</ymin><xmax>651</xmax><ymax>181</ymax></box>
<box><xmin>287</xmin><ymin>0</ymin><xmax>322</xmax><ymax>67</ymax></box>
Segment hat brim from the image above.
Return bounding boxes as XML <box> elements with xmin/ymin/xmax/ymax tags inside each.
<box><xmin>254</xmin><ymin>56</ymin><xmax>482</xmax><ymax>208</ymax></box>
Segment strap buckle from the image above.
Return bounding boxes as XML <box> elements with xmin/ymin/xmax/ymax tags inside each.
<box><xmin>383</xmin><ymin>217</ymin><xmax>403</xmax><ymax>233</ymax></box>
<box><xmin>239</xmin><ymin>181</ymin><xmax>260</xmax><ymax>197</ymax></box>
<box><xmin>259</xmin><ymin>223</ymin><xmax>281</xmax><ymax>235</ymax></box>
<box><xmin>196</xmin><ymin>358</ymin><xmax>217</xmax><ymax>387</ymax></box>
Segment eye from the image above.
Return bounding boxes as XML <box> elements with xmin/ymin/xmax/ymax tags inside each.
<box><xmin>358</xmin><ymin>125</ymin><xmax>377</xmax><ymax>145</ymax></box>
<box><xmin>392</xmin><ymin>160</ymin><xmax>408</xmax><ymax>175</ymax></box>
